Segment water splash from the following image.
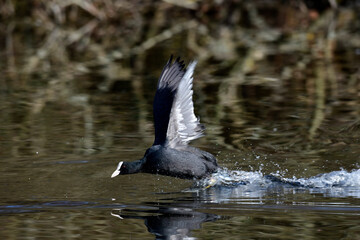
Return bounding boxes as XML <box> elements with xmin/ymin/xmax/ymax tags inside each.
<box><xmin>191</xmin><ymin>168</ymin><xmax>360</xmax><ymax>198</ymax></box>
<box><xmin>282</xmin><ymin>169</ymin><xmax>360</xmax><ymax>188</ymax></box>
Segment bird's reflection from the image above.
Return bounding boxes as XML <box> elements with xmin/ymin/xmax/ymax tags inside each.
<box><xmin>110</xmin><ymin>177</ymin><xmax>298</xmax><ymax>239</ymax></box>
<box><xmin>111</xmin><ymin>202</ymin><xmax>220</xmax><ymax>240</ymax></box>
<box><xmin>111</xmin><ymin>169</ymin><xmax>360</xmax><ymax>239</ymax></box>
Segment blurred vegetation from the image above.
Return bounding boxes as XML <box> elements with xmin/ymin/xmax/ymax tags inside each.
<box><xmin>1</xmin><ymin>0</ymin><xmax>359</xmax><ymax>76</ymax></box>
<box><xmin>0</xmin><ymin>0</ymin><xmax>359</xmax><ymax>174</ymax></box>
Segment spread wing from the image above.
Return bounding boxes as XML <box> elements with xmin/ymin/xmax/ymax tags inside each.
<box><xmin>152</xmin><ymin>56</ymin><xmax>204</xmax><ymax>147</ymax></box>
<box><xmin>167</xmin><ymin>61</ymin><xmax>205</xmax><ymax>148</ymax></box>
<box><xmin>153</xmin><ymin>56</ymin><xmax>186</xmax><ymax>146</ymax></box>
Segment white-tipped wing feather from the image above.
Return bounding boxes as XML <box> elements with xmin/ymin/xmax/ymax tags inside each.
<box><xmin>167</xmin><ymin>61</ymin><xmax>204</xmax><ymax>147</ymax></box>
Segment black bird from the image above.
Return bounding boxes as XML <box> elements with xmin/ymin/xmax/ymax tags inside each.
<box><xmin>111</xmin><ymin>56</ymin><xmax>218</xmax><ymax>180</ymax></box>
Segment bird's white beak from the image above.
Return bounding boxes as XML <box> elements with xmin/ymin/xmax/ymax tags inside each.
<box><xmin>111</xmin><ymin>161</ymin><xmax>123</xmax><ymax>178</ymax></box>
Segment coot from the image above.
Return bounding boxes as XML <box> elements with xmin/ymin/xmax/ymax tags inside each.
<box><xmin>111</xmin><ymin>56</ymin><xmax>218</xmax><ymax>179</ymax></box>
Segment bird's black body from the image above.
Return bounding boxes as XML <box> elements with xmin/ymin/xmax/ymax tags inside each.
<box><xmin>111</xmin><ymin>56</ymin><xmax>218</xmax><ymax>180</ymax></box>
<box><xmin>144</xmin><ymin>145</ymin><xmax>217</xmax><ymax>179</ymax></box>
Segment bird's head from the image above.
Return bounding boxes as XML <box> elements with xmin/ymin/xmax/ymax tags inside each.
<box><xmin>110</xmin><ymin>158</ymin><xmax>145</xmax><ymax>178</ymax></box>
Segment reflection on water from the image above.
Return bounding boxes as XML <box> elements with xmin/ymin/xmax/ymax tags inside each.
<box><xmin>1</xmin><ymin>179</ymin><xmax>360</xmax><ymax>239</ymax></box>
<box><xmin>1</xmin><ymin>57</ymin><xmax>360</xmax><ymax>239</ymax></box>
<box><xmin>2</xmin><ymin>167</ymin><xmax>360</xmax><ymax>239</ymax></box>
<box><xmin>1</xmin><ymin>59</ymin><xmax>360</xmax><ymax>239</ymax></box>
<box><xmin>111</xmin><ymin>206</ymin><xmax>220</xmax><ymax>239</ymax></box>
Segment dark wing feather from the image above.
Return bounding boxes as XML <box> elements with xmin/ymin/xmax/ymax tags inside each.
<box><xmin>153</xmin><ymin>56</ymin><xmax>186</xmax><ymax>145</ymax></box>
